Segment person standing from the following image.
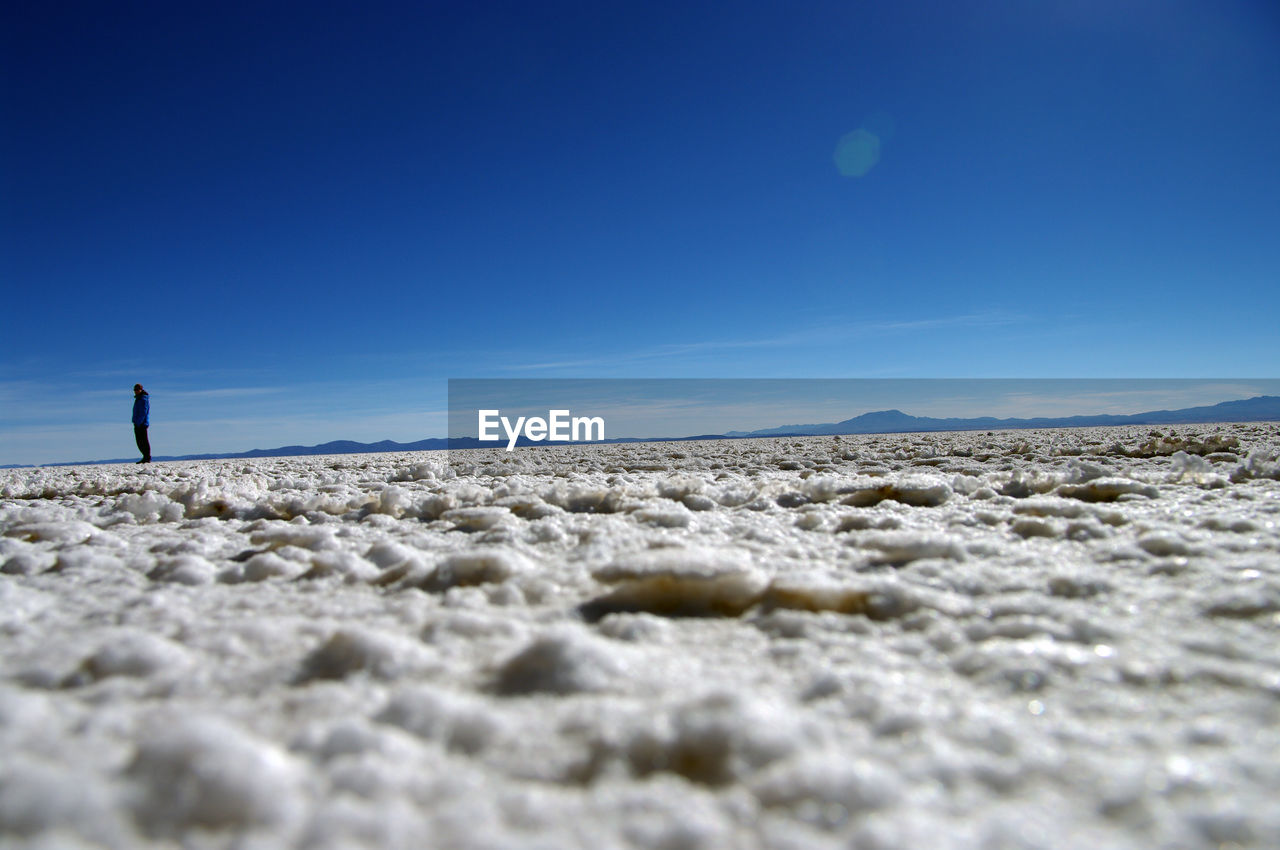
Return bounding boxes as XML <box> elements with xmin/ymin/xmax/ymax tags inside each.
<box><xmin>132</xmin><ymin>384</ymin><xmax>151</xmax><ymax>464</ymax></box>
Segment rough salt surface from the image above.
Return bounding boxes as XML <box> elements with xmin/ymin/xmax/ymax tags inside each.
<box><xmin>2</xmin><ymin>423</ymin><xmax>1280</xmax><ymax>849</ymax></box>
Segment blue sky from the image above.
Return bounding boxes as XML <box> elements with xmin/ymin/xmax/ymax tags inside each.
<box><xmin>3</xmin><ymin>1</ymin><xmax>1278</xmax><ymax>465</ymax></box>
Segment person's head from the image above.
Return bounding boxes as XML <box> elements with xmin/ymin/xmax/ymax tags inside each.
<box><xmin>134</xmin><ymin>383</ymin><xmax>144</xmax><ymax>395</ymax></box>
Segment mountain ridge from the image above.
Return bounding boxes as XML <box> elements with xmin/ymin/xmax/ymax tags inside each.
<box><xmin>23</xmin><ymin>395</ymin><xmax>1280</xmax><ymax>467</ymax></box>
<box><xmin>725</xmin><ymin>395</ymin><xmax>1280</xmax><ymax>437</ymax></box>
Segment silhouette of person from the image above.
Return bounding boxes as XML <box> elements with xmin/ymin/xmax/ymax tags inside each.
<box><xmin>132</xmin><ymin>384</ymin><xmax>151</xmax><ymax>464</ymax></box>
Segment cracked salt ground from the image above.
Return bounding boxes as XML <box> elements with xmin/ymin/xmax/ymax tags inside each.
<box><xmin>2</xmin><ymin>424</ymin><xmax>1280</xmax><ymax>849</ymax></box>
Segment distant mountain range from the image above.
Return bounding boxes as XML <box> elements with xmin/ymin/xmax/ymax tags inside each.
<box><xmin>18</xmin><ymin>395</ymin><xmax>1280</xmax><ymax>468</ymax></box>
<box><xmin>723</xmin><ymin>394</ymin><xmax>1280</xmax><ymax>437</ymax></box>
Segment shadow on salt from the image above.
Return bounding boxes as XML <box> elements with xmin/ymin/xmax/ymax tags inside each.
<box><xmin>578</xmin><ymin>547</ymin><xmax>919</xmax><ymax>622</ymax></box>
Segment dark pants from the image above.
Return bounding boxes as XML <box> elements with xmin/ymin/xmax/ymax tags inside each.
<box><xmin>134</xmin><ymin>425</ymin><xmax>151</xmax><ymax>462</ymax></box>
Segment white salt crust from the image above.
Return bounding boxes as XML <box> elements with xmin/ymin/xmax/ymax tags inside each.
<box><xmin>2</xmin><ymin>423</ymin><xmax>1279</xmax><ymax>849</ymax></box>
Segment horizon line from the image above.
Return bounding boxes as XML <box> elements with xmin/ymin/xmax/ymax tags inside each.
<box><xmin>12</xmin><ymin>393</ymin><xmax>1278</xmax><ymax>469</ymax></box>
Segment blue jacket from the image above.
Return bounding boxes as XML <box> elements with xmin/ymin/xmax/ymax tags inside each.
<box><xmin>132</xmin><ymin>393</ymin><xmax>150</xmax><ymax>427</ymax></box>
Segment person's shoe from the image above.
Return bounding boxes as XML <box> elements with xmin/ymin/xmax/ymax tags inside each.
<box><xmin>136</xmin><ymin>459</ymin><xmax>145</xmax><ymax>464</ymax></box>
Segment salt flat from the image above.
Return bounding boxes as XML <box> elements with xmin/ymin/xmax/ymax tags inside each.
<box><xmin>2</xmin><ymin>424</ymin><xmax>1279</xmax><ymax>849</ymax></box>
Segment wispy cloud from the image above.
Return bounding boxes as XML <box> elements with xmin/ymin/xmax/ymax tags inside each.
<box><xmin>165</xmin><ymin>386</ymin><xmax>289</xmax><ymax>399</ymax></box>
<box><xmin>868</xmin><ymin>313</ymin><xmax>1024</xmax><ymax>333</ymax></box>
<box><xmin>510</xmin><ymin>311</ymin><xmax>1027</xmax><ymax>373</ymax></box>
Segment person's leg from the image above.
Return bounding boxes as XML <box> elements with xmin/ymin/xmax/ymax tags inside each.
<box><xmin>135</xmin><ymin>425</ymin><xmax>151</xmax><ymax>463</ymax></box>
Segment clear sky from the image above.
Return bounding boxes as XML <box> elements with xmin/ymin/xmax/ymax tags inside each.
<box><xmin>3</xmin><ymin>1</ymin><xmax>1278</xmax><ymax>465</ymax></box>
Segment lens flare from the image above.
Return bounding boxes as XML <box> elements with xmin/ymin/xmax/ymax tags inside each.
<box><xmin>833</xmin><ymin>128</ymin><xmax>881</xmax><ymax>178</ymax></box>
